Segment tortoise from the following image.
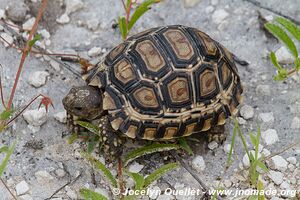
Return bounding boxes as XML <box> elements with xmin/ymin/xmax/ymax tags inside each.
<box><xmin>62</xmin><ymin>25</ymin><xmax>243</xmax><ymax>157</ymax></box>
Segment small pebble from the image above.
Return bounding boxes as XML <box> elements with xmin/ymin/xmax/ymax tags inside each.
<box><xmin>27</xmin><ymin>71</ymin><xmax>49</xmax><ymax>88</ymax></box>
<box><xmin>288</xmin><ymin>163</ymin><xmax>295</xmax><ymax>172</ymax></box>
<box><xmin>65</xmin><ymin>0</ymin><xmax>84</xmax><ymax>14</ymax></box>
<box><xmin>240</xmin><ymin>105</ymin><xmax>254</xmax><ymax>120</ymax></box>
<box><xmin>191</xmin><ymin>155</ymin><xmax>206</xmax><ymax>172</ymax></box>
<box><xmin>212</xmin><ymin>9</ymin><xmax>229</xmax><ymax>24</ymax></box>
<box><xmin>6</xmin><ymin>1</ymin><xmax>28</xmax><ymax>22</ymax></box>
<box><xmin>268</xmin><ymin>170</ymin><xmax>284</xmax><ymax>185</ymax></box>
<box><xmin>291</xmin><ymin>117</ymin><xmax>300</xmax><ymax>129</ymax></box>
<box><xmin>22</xmin><ymin>17</ymin><xmax>36</xmax><ymax>30</ymax></box>
<box><xmin>38</xmin><ymin>29</ymin><xmax>51</xmax><ymax>39</ymax></box>
<box><xmin>56</xmin><ymin>13</ymin><xmax>70</xmax><ymax>24</ymax></box>
<box><xmin>208</xmin><ymin>141</ymin><xmax>218</xmax><ymax>150</ymax></box>
<box><xmin>223</xmin><ymin>143</ymin><xmax>231</xmax><ymax>154</ymax></box>
<box><xmin>128</xmin><ymin>162</ymin><xmax>144</xmax><ymax>173</ymax></box>
<box><xmin>286</xmin><ymin>157</ymin><xmax>297</xmax><ymax>165</ymax></box>
<box><xmin>237</xmin><ymin>117</ymin><xmax>247</xmax><ymax>125</ymax></box>
<box><xmin>261</xmin><ymin>129</ymin><xmax>279</xmax><ymax>145</ymax></box>
<box><xmin>269</xmin><ymin>155</ymin><xmax>288</xmax><ymax>172</ymax></box>
<box><xmin>157</xmin><ymin>194</ymin><xmax>175</xmax><ymax>200</ymax></box>
<box><xmin>23</xmin><ymin>108</ymin><xmax>47</xmax><ymax>127</ymax></box>
<box><xmin>15</xmin><ymin>180</ymin><xmax>30</xmax><ymax>196</ymax></box>
<box><xmin>35</xmin><ymin>170</ymin><xmax>54</xmax><ymax>182</ymax></box>
<box><xmin>275</xmin><ymin>46</ymin><xmax>294</xmax><ymax>64</ymax></box>
<box><xmin>55</xmin><ymin>168</ymin><xmax>66</xmax><ymax>178</ymax></box>
<box><xmin>148</xmin><ymin>186</ymin><xmax>161</xmax><ymax>199</ymax></box>
<box><xmin>258</xmin><ymin>112</ymin><xmax>274</xmax><ymax>124</ymax></box>
<box><xmin>0</xmin><ymin>25</ymin><xmax>3</xmax><ymax>31</ymax></box>
<box><xmin>0</xmin><ymin>32</ymin><xmax>14</xmax><ymax>47</ymax></box>
<box><xmin>88</xmin><ymin>47</ymin><xmax>102</xmax><ymax>57</ymax></box>
<box><xmin>205</xmin><ymin>6</ymin><xmax>215</xmax><ymax>14</ymax></box>
<box><xmin>0</xmin><ymin>9</ymin><xmax>6</xmax><ymax>19</ymax></box>
<box><xmin>53</xmin><ymin>111</ymin><xmax>67</xmax><ymax>123</ymax></box>
<box><xmin>183</xmin><ymin>0</ymin><xmax>201</xmax><ymax>8</ymax></box>
<box><xmin>256</xmin><ymin>84</ymin><xmax>271</xmax><ymax>96</ymax></box>
<box><xmin>242</xmin><ymin>151</ymin><xmax>261</xmax><ymax>168</ymax></box>
<box><xmin>65</xmin><ymin>186</ymin><xmax>77</xmax><ymax>199</ymax></box>
<box><xmin>49</xmin><ymin>60</ymin><xmax>61</xmax><ymax>71</ymax></box>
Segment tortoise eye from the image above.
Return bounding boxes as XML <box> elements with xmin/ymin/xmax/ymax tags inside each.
<box><xmin>74</xmin><ymin>107</ymin><xmax>83</xmax><ymax>111</ymax></box>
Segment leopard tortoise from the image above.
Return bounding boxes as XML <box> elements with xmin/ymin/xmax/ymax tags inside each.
<box><xmin>62</xmin><ymin>25</ymin><xmax>243</xmax><ymax>157</ymax></box>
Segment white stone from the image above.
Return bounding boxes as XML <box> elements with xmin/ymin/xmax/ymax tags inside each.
<box><xmin>22</xmin><ymin>17</ymin><xmax>36</xmax><ymax>30</ymax></box>
<box><xmin>270</xmin><ymin>197</ymin><xmax>282</xmax><ymax>200</ymax></box>
<box><xmin>223</xmin><ymin>179</ymin><xmax>232</xmax><ymax>188</ymax></box>
<box><xmin>65</xmin><ymin>0</ymin><xmax>84</xmax><ymax>14</ymax></box>
<box><xmin>256</xmin><ymin>84</ymin><xmax>271</xmax><ymax>96</ymax></box>
<box><xmin>268</xmin><ymin>170</ymin><xmax>284</xmax><ymax>185</ymax></box>
<box><xmin>23</xmin><ymin>108</ymin><xmax>47</xmax><ymax>127</ymax></box>
<box><xmin>148</xmin><ymin>186</ymin><xmax>160</xmax><ymax>199</ymax></box>
<box><xmin>191</xmin><ymin>155</ymin><xmax>206</xmax><ymax>172</ymax></box>
<box><xmin>35</xmin><ymin>170</ymin><xmax>54</xmax><ymax>182</ymax></box>
<box><xmin>269</xmin><ymin>155</ymin><xmax>288</xmax><ymax>172</ymax></box>
<box><xmin>87</xmin><ymin>19</ymin><xmax>99</xmax><ymax>31</ymax></box>
<box><xmin>15</xmin><ymin>180</ymin><xmax>30</xmax><ymax>196</ymax></box>
<box><xmin>223</xmin><ymin>144</ymin><xmax>231</xmax><ymax>154</ymax></box>
<box><xmin>287</xmin><ymin>157</ymin><xmax>297</xmax><ymax>165</ymax></box>
<box><xmin>55</xmin><ymin>168</ymin><xmax>66</xmax><ymax>178</ymax></box>
<box><xmin>88</xmin><ymin>47</ymin><xmax>102</xmax><ymax>57</ymax></box>
<box><xmin>208</xmin><ymin>141</ymin><xmax>218</xmax><ymax>150</ymax></box>
<box><xmin>19</xmin><ymin>194</ymin><xmax>33</xmax><ymax>200</ymax></box>
<box><xmin>65</xmin><ymin>186</ymin><xmax>77</xmax><ymax>199</ymax></box>
<box><xmin>27</xmin><ymin>71</ymin><xmax>49</xmax><ymax>88</ymax></box>
<box><xmin>288</xmin><ymin>163</ymin><xmax>295</xmax><ymax>171</ymax></box>
<box><xmin>56</xmin><ymin>13</ymin><xmax>70</xmax><ymax>24</ymax></box>
<box><xmin>53</xmin><ymin>111</ymin><xmax>67</xmax><ymax>123</ymax></box>
<box><xmin>157</xmin><ymin>194</ymin><xmax>175</xmax><ymax>200</ymax></box>
<box><xmin>261</xmin><ymin>148</ymin><xmax>271</xmax><ymax>157</ymax></box>
<box><xmin>275</xmin><ymin>46</ymin><xmax>294</xmax><ymax>64</ymax></box>
<box><xmin>128</xmin><ymin>162</ymin><xmax>144</xmax><ymax>173</ymax></box>
<box><xmin>261</xmin><ymin>129</ymin><xmax>279</xmax><ymax>145</ymax></box>
<box><xmin>49</xmin><ymin>60</ymin><xmax>61</xmax><ymax>71</ymax></box>
<box><xmin>291</xmin><ymin>117</ymin><xmax>300</xmax><ymax>129</ymax></box>
<box><xmin>258</xmin><ymin>112</ymin><xmax>274</xmax><ymax>124</ymax></box>
<box><xmin>211</xmin><ymin>0</ymin><xmax>219</xmax><ymax>6</ymax></box>
<box><xmin>6</xmin><ymin>1</ymin><xmax>28</xmax><ymax>22</ymax></box>
<box><xmin>0</xmin><ymin>25</ymin><xmax>3</xmax><ymax>31</ymax></box>
<box><xmin>0</xmin><ymin>9</ymin><xmax>6</xmax><ymax>19</ymax></box>
<box><xmin>243</xmin><ymin>150</ymin><xmax>261</xmax><ymax>168</ymax></box>
<box><xmin>212</xmin><ymin>9</ymin><xmax>229</xmax><ymax>24</ymax></box>
<box><xmin>184</xmin><ymin>0</ymin><xmax>201</xmax><ymax>8</ymax></box>
<box><xmin>240</xmin><ymin>105</ymin><xmax>254</xmax><ymax>120</ymax></box>
<box><xmin>38</xmin><ymin>29</ymin><xmax>51</xmax><ymax>39</ymax></box>
<box><xmin>237</xmin><ymin>117</ymin><xmax>247</xmax><ymax>125</ymax></box>
<box><xmin>205</xmin><ymin>6</ymin><xmax>214</xmax><ymax>14</ymax></box>
<box><xmin>0</xmin><ymin>32</ymin><xmax>14</xmax><ymax>47</ymax></box>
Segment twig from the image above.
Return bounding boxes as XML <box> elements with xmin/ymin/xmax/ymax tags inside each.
<box><xmin>243</xmin><ymin>0</ymin><xmax>300</xmax><ymax>25</ymax></box>
<box><xmin>7</xmin><ymin>0</ymin><xmax>48</xmax><ymax>110</ymax></box>
<box><xmin>0</xmin><ymin>178</ymin><xmax>17</xmax><ymax>200</ymax></box>
<box><xmin>0</xmin><ymin>64</ymin><xmax>7</xmax><ymax>109</ymax></box>
<box><xmin>170</xmin><ymin>150</ymin><xmax>223</xmax><ymax>200</ymax></box>
<box><xmin>45</xmin><ymin>171</ymin><xmax>82</xmax><ymax>200</ymax></box>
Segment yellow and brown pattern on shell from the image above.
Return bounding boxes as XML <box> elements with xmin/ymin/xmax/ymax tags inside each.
<box><xmin>87</xmin><ymin>25</ymin><xmax>243</xmax><ymax>140</ymax></box>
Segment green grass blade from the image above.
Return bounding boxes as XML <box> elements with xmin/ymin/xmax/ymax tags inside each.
<box><xmin>265</xmin><ymin>23</ymin><xmax>298</xmax><ymax>58</ymax></box>
<box><xmin>82</xmin><ymin>153</ymin><xmax>118</xmax><ymax>188</ymax></box>
<box><xmin>76</xmin><ymin>121</ymin><xmax>100</xmax><ymax>134</ymax></box>
<box><xmin>178</xmin><ymin>138</ymin><xmax>193</xmax><ymax>156</ymax></box>
<box><xmin>128</xmin><ymin>0</ymin><xmax>160</xmax><ymax>31</ymax></box>
<box><xmin>257</xmin><ymin>179</ymin><xmax>266</xmax><ymax>200</ymax></box>
<box><xmin>0</xmin><ymin>141</ymin><xmax>16</xmax><ymax>176</ymax></box>
<box><xmin>235</xmin><ymin>119</ymin><xmax>250</xmax><ymax>159</ymax></box>
<box><xmin>0</xmin><ymin>146</ymin><xmax>8</xmax><ymax>153</ymax></box>
<box><xmin>127</xmin><ymin>172</ymin><xmax>145</xmax><ymax>190</ymax></box>
<box><xmin>226</xmin><ymin>119</ymin><xmax>237</xmax><ymax>167</ymax></box>
<box><xmin>270</xmin><ymin>52</ymin><xmax>283</xmax><ymax>71</ymax></box>
<box><xmin>144</xmin><ymin>162</ymin><xmax>178</xmax><ymax>188</ymax></box>
<box><xmin>249</xmin><ymin>131</ymin><xmax>257</xmax><ymax>147</ymax></box>
<box><xmin>123</xmin><ymin>143</ymin><xmax>179</xmax><ymax>166</ymax></box>
<box><xmin>0</xmin><ymin>109</ymin><xmax>14</xmax><ymax>120</ymax></box>
<box><xmin>118</xmin><ymin>16</ymin><xmax>127</xmax><ymax>40</ymax></box>
<box><xmin>67</xmin><ymin>133</ymin><xmax>78</xmax><ymax>144</ymax></box>
<box><xmin>80</xmin><ymin>188</ymin><xmax>108</xmax><ymax>200</ymax></box>
<box><xmin>295</xmin><ymin>58</ymin><xmax>300</xmax><ymax>70</ymax></box>
<box><xmin>276</xmin><ymin>17</ymin><xmax>300</xmax><ymax>43</ymax></box>
<box><xmin>257</xmin><ymin>160</ymin><xmax>269</xmax><ymax>173</ymax></box>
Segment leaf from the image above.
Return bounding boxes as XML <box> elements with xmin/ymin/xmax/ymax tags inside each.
<box><xmin>127</xmin><ymin>172</ymin><xmax>145</xmax><ymax>190</ymax></box>
<box><xmin>67</xmin><ymin>133</ymin><xmax>78</xmax><ymax>144</ymax></box>
<box><xmin>178</xmin><ymin>138</ymin><xmax>193</xmax><ymax>156</ymax></box>
<box><xmin>248</xmin><ymin>195</ymin><xmax>258</xmax><ymax>200</ymax></box>
<box><xmin>118</xmin><ymin>16</ymin><xmax>127</xmax><ymax>40</ymax></box>
<box><xmin>82</xmin><ymin>153</ymin><xmax>118</xmax><ymax>188</ymax></box>
<box><xmin>294</xmin><ymin>58</ymin><xmax>300</xmax><ymax>70</ymax></box>
<box><xmin>276</xmin><ymin>17</ymin><xmax>300</xmax><ymax>43</ymax></box>
<box><xmin>0</xmin><ymin>146</ymin><xmax>8</xmax><ymax>153</ymax></box>
<box><xmin>257</xmin><ymin>179</ymin><xmax>265</xmax><ymax>200</ymax></box>
<box><xmin>270</xmin><ymin>52</ymin><xmax>283</xmax><ymax>71</ymax></box>
<box><xmin>87</xmin><ymin>135</ymin><xmax>99</xmax><ymax>154</ymax></box>
<box><xmin>0</xmin><ymin>141</ymin><xmax>16</xmax><ymax>176</ymax></box>
<box><xmin>76</xmin><ymin>121</ymin><xmax>100</xmax><ymax>134</ymax></box>
<box><xmin>144</xmin><ymin>162</ymin><xmax>178</xmax><ymax>188</ymax></box>
<box><xmin>123</xmin><ymin>143</ymin><xmax>179</xmax><ymax>166</ymax></box>
<box><xmin>0</xmin><ymin>109</ymin><xmax>14</xmax><ymax>120</ymax></box>
<box><xmin>226</xmin><ymin>119</ymin><xmax>237</xmax><ymax>167</ymax></box>
<box><xmin>265</xmin><ymin>23</ymin><xmax>298</xmax><ymax>58</ymax></box>
<box><xmin>249</xmin><ymin>132</ymin><xmax>257</xmax><ymax>147</ymax></box>
<box><xmin>28</xmin><ymin>34</ymin><xmax>42</xmax><ymax>49</ymax></box>
<box><xmin>257</xmin><ymin>160</ymin><xmax>269</xmax><ymax>173</ymax></box>
<box><xmin>80</xmin><ymin>188</ymin><xmax>108</xmax><ymax>200</ymax></box>
<box><xmin>128</xmin><ymin>0</ymin><xmax>160</xmax><ymax>31</ymax></box>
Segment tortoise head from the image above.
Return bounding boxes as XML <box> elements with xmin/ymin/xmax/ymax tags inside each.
<box><xmin>62</xmin><ymin>86</ymin><xmax>103</xmax><ymax>121</ymax></box>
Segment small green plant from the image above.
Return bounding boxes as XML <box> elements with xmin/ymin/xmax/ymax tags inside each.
<box><xmin>0</xmin><ymin>141</ymin><xmax>16</xmax><ymax>176</ymax></box>
<box><xmin>265</xmin><ymin>17</ymin><xmax>300</xmax><ymax>81</ymax></box>
<box><xmin>118</xmin><ymin>0</ymin><xmax>160</xmax><ymax>40</ymax></box>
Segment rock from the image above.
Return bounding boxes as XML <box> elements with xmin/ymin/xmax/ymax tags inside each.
<box><xmin>243</xmin><ymin>151</ymin><xmax>261</xmax><ymax>168</ymax></box>
<box><xmin>55</xmin><ymin>168</ymin><xmax>66</xmax><ymax>178</ymax></box>
<box><xmin>49</xmin><ymin>60</ymin><xmax>61</xmax><ymax>71</ymax></box>
<box><xmin>87</xmin><ymin>19</ymin><xmax>99</xmax><ymax>31</ymax></box>
<box><xmin>291</xmin><ymin>117</ymin><xmax>300</xmax><ymax>129</ymax></box>
<box><xmin>65</xmin><ymin>0</ymin><xmax>84</xmax><ymax>14</ymax></box>
<box><xmin>128</xmin><ymin>162</ymin><xmax>144</xmax><ymax>173</ymax></box>
<box><xmin>148</xmin><ymin>186</ymin><xmax>160</xmax><ymax>199</ymax></box>
<box><xmin>191</xmin><ymin>155</ymin><xmax>206</xmax><ymax>172</ymax></box>
<box><xmin>65</xmin><ymin>186</ymin><xmax>77</xmax><ymax>199</ymax></box>
<box><xmin>157</xmin><ymin>194</ymin><xmax>175</xmax><ymax>200</ymax></box>
<box><xmin>223</xmin><ymin>179</ymin><xmax>232</xmax><ymax>187</ymax></box>
<box><xmin>287</xmin><ymin>157</ymin><xmax>297</xmax><ymax>165</ymax></box>
<box><xmin>212</xmin><ymin>9</ymin><xmax>229</xmax><ymax>24</ymax></box>
<box><xmin>258</xmin><ymin>112</ymin><xmax>274</xmax><ymax>124</ymax></box>
<box><xmin>6</xmin><ymin>1</ymin><xmax>28</xmax><ymax>22</ymax></box>
<box><xmin>275</xmin><ymin>46</ymin><xmax>294</xmax><ymax>64</ymax></box>
<box><xmin>261</xmin><ymin>129</ymin><xmax>279</xmax><ymax>145</ymax></box>
<box><xmin>288</xmin><ymin>163</ymin><xmax>295</xmax><ymax>171</ymax></box>
<box><xmin>19</xmin><ymin>194</ymin><xmax>33</xmax><ymax>200</ymax></box>
<box><xmin>38</xmin><ymin>29</ymin><xmax>51</xmax><ymax>39</ymax></box>
<box><xmin>15</xmin><ymin>180</ymin><xmax>30</xmax><ymax>196</ymax></box>
<box><xmin>211</xmin><ymin>0</ymin><xmax>219</xmax><ymax>5</ymax></box>
<box><xmin>88</xmin><ymin>47</ymin><xmax>102</xmax><ymax>57</ymax></box>
<box><xmin>53</xmin><ymin>111</ymin><xmax>67</xmax><ymax>123</ymax></box>
<box><xmin>261</xmin><ymin>148</ymin><xmax>271</xmax><ymax>157</ymax></box>
<box><xmin>269</xmin><ymin>155</ymin><xmax>288</xmax><ymax>172</ymax></box>
<box><xmin>22</xmin><ymin>17</ymin><xmax>36</xmax><ymax>30</ymax></box>
<box><xmin>237</xmin><ymin>117</ymin><xmax>247</xmax><ymax>125</ymax></box>
<box><xmin>56</xmin><ymin>14</ymin><xmax>70</xmax><ymax>24</ymax></box>
<box><xmin>205</xmin><ymin>6</ymin><xmax>214</xmax><ymax>14</ymax></box>
<box><xmin>208</xmin><ymin>141</ymin><xmax>218</xmax><ymax>150</ymax></box>
<box><xmin>23</xmin><ymin>108</ymin><xmax>47</xmax><ymax>127</ymax></box>
<box><xmin>256</xmin><ymin>84</ymin><xmax>271</xmax><ymax>96</ymax></box>
<box><xmin>0</xmin><ymin>32</ymin><xmax>14</xmax><ymax>47</ymax></box>
<box><xmin>184</xmin><ymin>0</ymin><xmax>201</xmax><ymax>8</ymax></box>
<box><xmin>0</xmin><ymin>9</ymin><xmax>6</xmax><ymax>19</ymax></box>
<box><xmin>27</xmin><ymin>71</ymin><xmax>49</xmax><ymax>88</ymax></box>
<box><xmin>35</xmin><ymin>170</ymin><xmax>54</xmax><ymax>182</ymax></box>
<box><xmin>0</xmin><ymin>25</ymin><xmax>3</xmax><ymax>31</ymax></box>
<box><xmin>270</xmin><ymin>197</ymin><xmax>282</xmax><ymax>200</ymax></box>
<box><xmin>240</xmin><ymin>105</ymin><xmax>254</xmax><ymax>120</ymax></box>
<box><xmin>268</xmin><ymin>170</ymin><xmax>284</xmax><ymax>185</ymax></box>
<box><xmin>223</xmin><ymin>144</ymin><xmax>231</xmax><ymax>153</ymax></box>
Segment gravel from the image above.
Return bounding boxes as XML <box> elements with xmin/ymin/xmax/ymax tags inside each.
<box><xmin>23</xmin><ymin>108</ymin><xmax>48</xmax><ymax>127</ymax></box>
<box><xmin>27</xmin><ymin>71</ymin><xmax>50</xmax><ymax>88</ymax></box>
<box><xmin>240</xmin><ymin>104</ymin><xmax>254</xmax><ymax>120</ymax></box>
<box><xmin>268</xmin><ymin>170</ymin><xmax>284</xmax><ymax>185</ymax></box>
<box><xmin>269</xmin><ymin>155</ymin><xmax>288</xmax><ymax>172</ymax></box>
<box><xmin>212</xmin><ymin>9</ymin><xmax>229</xmax><ymax>24</ymax></box>
<box><xmin>6</xmin><ymin>0</ymin><xmax>28</xmax><ymax>22</ymax></box>
<box><xmin>275</xmin><ymin>46</ymin><xmax>294</xmax><ymax>64</ymax></box>
<box><xmin>261</xmin><ymin>129</ymin><xmax>279</xmax><ymax>145</ymax></box>
<box><xmin>191</xmin><ymin>155</ymin><xmax>206</xmax><ymax>172</ymax></box>
<box><xmin>15</xmin><ymin>180</ymin><xmax>30</xmax><ymax>196</ymax></box>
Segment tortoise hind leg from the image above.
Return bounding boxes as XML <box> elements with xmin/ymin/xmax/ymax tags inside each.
<box><xmin>206</xmin><ymin>125</ymin><xmax>227</xmax><ymax>144</ymax></box>
<box><xmin>99</xmin><ymin>116</ymin><xmax>125</xmax><ymax>162</ymax></box>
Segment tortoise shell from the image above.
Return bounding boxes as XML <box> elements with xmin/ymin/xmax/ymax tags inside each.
<box><xmin>85</xmin><ymin>25</ymin><xmax>243</xmax><ymax>140</ymax></box>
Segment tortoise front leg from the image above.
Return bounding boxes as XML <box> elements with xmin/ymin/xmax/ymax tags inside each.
<box><xmin>206</xmin><ymin>125</ymin><xmax>227</xmax><ymax>144</ymax></box>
